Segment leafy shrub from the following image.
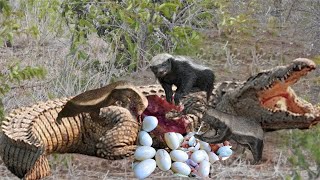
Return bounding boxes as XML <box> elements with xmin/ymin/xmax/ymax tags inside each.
<box><xmin>0</xmin><ymin>64</ymin><xmax>46</xmax><ymax>121</ymax></box>
<box><xmin>60</xmin><ymin>0</ymin><xmax>215</xmax><ymax>71</ymax></box>
<box><xmin>287</xmin><ymin>125</ymin><xmax>320</xmax><ymax>179</ymax></box>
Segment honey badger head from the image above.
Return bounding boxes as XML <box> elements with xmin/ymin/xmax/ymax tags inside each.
<box><xmin>150</xmin><ymin>53</ymin><xmax>174</xmax><ymax>78</ymax></box>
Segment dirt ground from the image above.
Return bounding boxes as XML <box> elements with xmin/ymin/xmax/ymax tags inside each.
<box><xmin>0</xmin><ymin>35</ymin><xmax>319</xmax><ymax>179</ymax></box>
<box><xmin>1</xmin><ymin>68</ymin><xmax>318</xmax><ymax>180</ymax></box>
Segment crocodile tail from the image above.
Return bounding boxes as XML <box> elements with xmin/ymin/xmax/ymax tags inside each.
<box><xmin>0</xmin><ymin>97</ymin><xmax>84</xmax><ymax>179</ymax></box>
<box><xmin>24</xmin><ymin>154</ymin><xmax>50</xmax><ymax>180</ymax></box>
<box><xmin>1</xmin><ymin>114</ymin><xmax>45</xmax><ymax>179</ymax></box>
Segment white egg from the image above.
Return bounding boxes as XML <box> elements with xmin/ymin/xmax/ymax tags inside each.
<box><xmin>199</xmin><ymin>141</ymin><xmax>211</xmax><ymax>152</ymax></box>
<box><xmin>133</xmin><ymin>159</ymin><xmax>157</xmax><ymax>179</ymax></box>
<box><xmin>217</xmin><ymin>146</ymin><xmax>233</xmax><ymax>157</ymax></box>
<box><xmin>171</xmin><ymin>162</ymin><xmax>191</xmax><ymax>176</ymax></box>
<box><xmin>190</xmin><ymin>150</ymin><xmax>208</xmax><ymax>163</ymax></box>
<box><xmin>170</xmin><ymin>150</ymin><xmax>189</xmax><ymax>162</ymax></box>
<box><xmin>134</xmin><ymin>146</ymin><xmax>156</xmax><ymax>161</ymax></box>
<box><xmin>194</xmin><ymin>142</ymin><xmax>201</xmax><ymax>151</ymax></box>
<box><xmin>178</xmin><ymin>147</ymin><xmax>188</xmax><ymax>152</ymax></box>
<box><xmin>175</xmin><ymin>133</ymin><xmax>184</xmax><ymax>145</ymax></box>
<box><xmin>164</xmin><ymin>132</ymin><xmax>180</xmax><ymax>150</ymax></box>
<box><xmin>198</xmin><ymin>160</ymin><xmax>210</xmax><ymax>177</ymax></box>
<box><xmin>221</xmin><ymin>156</ymin><xmax>230</xmax><ymax>161</ymax></box>
<box><xmin>142</xmin><ymin>116</ymin><xmax>158</xmax><ymax>132</ymax></box>
<box><xmin>138</xmin><ymin>131</ymin><xmax>153</xmax><ymax>146</ymax></box>
<box><xmin>188</xmin><ymin>136</ymin><xmax>196</xmax><ymax>146</ymax></box>
<box><xmin>132</xmin><ymin>161</ymin><xmax>139</xmax><ymax>169</ymax></box>
<box><xmin>208</xmin><ymin>151</ymin><xmax>219</xmax><ymax>163</ymax></box>
<box><xmin>155</xmin><ymin>149</ymin><xmax>171</xmax><ymax>171</ymax></box>
<box><xmin>203</xmin><ymin>151</ymin><xmax>209</xmax><ymax>161</ymax></box>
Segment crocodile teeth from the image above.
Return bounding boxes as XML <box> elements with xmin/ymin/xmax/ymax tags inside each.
<box><xmin>298</xmin><ymin>64</ymin><xmax>302</xmax><ymax>70</ymax></box>
<box><xmin>286</xmin><ymin>111</ymin><xmax>301</xmax><ymax>117</ymax></box>
<box><xmin>305</xmin><ymin>113</ymin><xmax>315</xmax><ymax>118</ymax></box>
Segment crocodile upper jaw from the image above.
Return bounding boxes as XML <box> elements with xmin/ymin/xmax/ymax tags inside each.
<box><xmin>256</xmin><ymin>58</ymin><xmax>317</xmax><ymax>116</ymax></box>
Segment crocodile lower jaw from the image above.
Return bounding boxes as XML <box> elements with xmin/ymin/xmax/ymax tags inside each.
<box><xmin>258</xmin><ymin>60</ymin><xmax>318</xmax><ymax>116</ymax></box>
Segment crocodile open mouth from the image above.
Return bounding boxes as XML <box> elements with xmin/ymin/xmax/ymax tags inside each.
<box><xmin>257</xmin><ymin>58</ymin><xmax>316</xmax><ymax>115</ymax></box>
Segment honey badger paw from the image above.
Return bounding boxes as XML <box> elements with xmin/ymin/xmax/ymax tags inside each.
<box><xmin>0</xmin><ymin>58</ymin><xmax>319</xmax><ymax>180</ymax></box>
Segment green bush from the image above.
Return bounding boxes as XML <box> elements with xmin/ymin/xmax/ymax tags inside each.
<box><xmin>0</xmin><ymin>63</ymin><xmax>46</xmax><ymax>121</ymax></box>
<box><xmin>60</xmin><ymin>0</ymin><xmax>215</xmax><ymax>71</ymax></box>
<box><xmin>287</xmin><ymin>125</ymin><xmax>320</xmax><ymax>179</ymax></box>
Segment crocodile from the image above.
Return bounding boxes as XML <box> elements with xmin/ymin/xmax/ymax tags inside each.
<box><xmin>195</xmin><ymin>58</ymin><xmax>319</xmax><ymax>163</ymax></box>
<box><xmin>0</xmin><ymin>58</ymin><xmax>319</xmax><ymax>179</ymax></box>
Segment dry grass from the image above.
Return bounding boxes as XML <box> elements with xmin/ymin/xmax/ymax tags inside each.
<box><xmin>1</xmin><ymin>9</ymin><xmax>320</xmax><ymax>179</ymax></box>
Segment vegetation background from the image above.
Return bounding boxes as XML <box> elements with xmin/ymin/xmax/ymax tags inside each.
<box><xmin>0</xmin><ymin>0</ymin><xmax>319</xmax><ymax>179</ymax></box>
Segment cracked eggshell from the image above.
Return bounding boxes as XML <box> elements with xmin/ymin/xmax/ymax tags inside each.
<box><xmin>155</xmin><ymin>149</ymin><xmax>171</xmax><ymax>171</ymax></box>
<box><xmin>185</xmin><ymin>132</ymin><xmax>196</xmax><ymax>138</ymax></box>
<box><xmin>208</xmin><ymin>151</ymin><xmax>219</xmax><ymax>163</ymax></box>
<box><xmin>133</xmin><ymin>159</ymin><xmax>157</xmax><ymax>179</ymax></box>
<box><xmin>164</xmin><ymin>132</ymin><xmax>180</xmax><ymax>150</ymax></box>
<box><xmin>188</xmin><ymin>142</ymin><xmax>200</xmax><ymax>152</ymax></box>
<box><xmin>142</xmin><ymin>116</ymin><xmax>158</xmax><ymax>132</ymax></box>
<box><xmin>171</xmin><ymin>162</ymin><xmax>191</xmax><ymax>176</ymax></box>
<box><xmin>170</xmin><ymin>150</ymin><xmax>189</xmax><ymax>162</ymax></box>
<box><xmin>198</xmin><ymin>160</ymin><xmax>210</xmax><ymax>178</ymax></box>
<box><xmin>138</xmin><ymin>131</ymin><xmax>153</xmax><ymax>146</ymax></box>
<box><xmin>134</xmin><ymin>146</ymin><xmax>156</xmax><ymax>161</ymax></box>
<box><xmin>190</xmin><ymin>150</ymin><xmax>209</xmax><ymax>163</ymax></box>
<box><xmin>186</xmin><ymin>159</ymin><xmax>198</xmax><ymax>168</ymax></box>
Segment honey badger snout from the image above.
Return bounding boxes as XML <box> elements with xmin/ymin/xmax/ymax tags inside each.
<box><xmin>150</xmin><ymin>65</ymin><xmax>168</xmax><ymax>77</ymax></box>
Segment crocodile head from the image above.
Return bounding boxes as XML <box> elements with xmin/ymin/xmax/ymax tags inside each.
<box><xmin>220</xmin><ymin>58</ymin><xmax>320</xmax><ymax>130</ymax></box>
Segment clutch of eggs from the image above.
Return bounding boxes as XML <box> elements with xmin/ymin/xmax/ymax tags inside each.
<box><xmin>133</xmin><ymin>116</ymin><xmax>233</xmax><ymax>179</ymax></box>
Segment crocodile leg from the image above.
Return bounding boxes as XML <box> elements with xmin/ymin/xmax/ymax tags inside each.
<box><xmin>95</xmin><ymin>106</ymin><xmax>140</xmax><ymax>160</ymax></box>
<box><xmin>195</xmin><ymin>127</ymin><xmax>231</xmax><ymax>143</ymax></box>
<box><xmin>231</xmin><ymin>134</ymin><xmax>264</xmax><ymax>163</ymax></box>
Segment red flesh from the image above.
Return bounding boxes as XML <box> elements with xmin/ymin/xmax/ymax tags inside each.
<box><xmin>142</xmin><ymin>95</ymin><xmax>189</xmax><ymax>136</ymax></box>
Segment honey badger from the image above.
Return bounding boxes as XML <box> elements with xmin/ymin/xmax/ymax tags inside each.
<box><xmin>150</xmin><ymin>53</ymin><xmax>215</xmax><ymax>105</ymax></box>
<box><xmin>195</xmin><ymin>108</ymin><xmax>264</xmax><ymax>163</ymax></box>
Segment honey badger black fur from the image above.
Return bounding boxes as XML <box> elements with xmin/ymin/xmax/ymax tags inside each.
<box><xmin>195</xmin><ymin>108</ymin><xmax>264</xmax><ymax>163</ymax></box>
<box><xmin>150</xmin><ymin>53</ymin><xmax>215</xmax><ymax>105</ymax></box>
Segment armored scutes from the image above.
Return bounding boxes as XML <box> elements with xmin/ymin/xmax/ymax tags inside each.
<box><xmin>196</xmin><ymin>58</ymin><xmax>319</xmax><ymax>163</ymax></box>
<box><xmin>0</xmin><ymin>58</ymin><xmax>319</xmax><ymax>179</ymax></box>
<box><xmin>215</xmin><ymin>58</ymin><xmax>318</xmax><ymax>130</ymax></box>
